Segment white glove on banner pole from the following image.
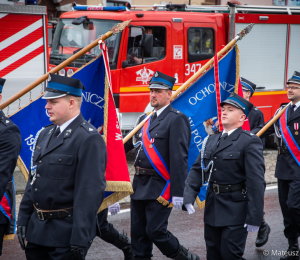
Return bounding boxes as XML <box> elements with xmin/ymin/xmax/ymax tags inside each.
<box><xmin>184</xmin><ymin>203</ymin><xmax>195</xmax><ymax>214</ymax></box>
<box><xmin>172</xmin><ymin>197</ymin><xmax>183</xmax><ymax>210</ymax></box>
<box><xmin>108</xmin><ymin>202</ymin><xmax>120</xmax><ymax>216</ymax></box>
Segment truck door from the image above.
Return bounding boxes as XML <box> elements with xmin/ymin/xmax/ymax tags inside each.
<box><xmin>119</xmin><ymin>21</ymin><xmax>171</xmax><ymax>116</ymax></box>
<box><xmin>183</xmin><ymin>22</ymin><xmax>217</xmax><ymax>82</ymax></box>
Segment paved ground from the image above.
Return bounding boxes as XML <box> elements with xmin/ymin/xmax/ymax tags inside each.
<box><xmin>2</xmin><ymin>186</ymin><xmax>289</xmax><ymax>259</ymax></box>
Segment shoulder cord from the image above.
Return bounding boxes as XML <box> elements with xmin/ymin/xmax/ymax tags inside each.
<box><xmin>30</xmin><ymin>127</ymin><xmax>45</xmax><ymax>185</ymax></box>
<box><xmin>274</xmin><ymin>107</ymin><xmax>283</xmax><ymax>139</ymax></box>
<box><xmin>200</xmin><ymin>135</ymin><xmax>214</xmax><ymax>187</ymax></box>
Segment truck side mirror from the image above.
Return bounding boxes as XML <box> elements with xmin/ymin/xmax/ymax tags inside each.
<box><xmin>122</xmin><ymin>60</ymin><xmax>128</xmax><ymax>68</ymax></box>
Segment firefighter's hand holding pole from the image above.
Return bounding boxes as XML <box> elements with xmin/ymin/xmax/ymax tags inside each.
<box><xmin>123</xmin><ymin>23</ymin><xmax>255</xmax><ymax>144</ymax></box>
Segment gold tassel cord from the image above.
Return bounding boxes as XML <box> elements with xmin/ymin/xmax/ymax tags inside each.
<box><xmin>234</xmin><ymin>44</ymin><xmax>240</xmax><ymax>94</ymax></box>
<box><xmin>196</xmin><ymin>197</ymin><xmax>206</xmax><ymax>210</ymax></box>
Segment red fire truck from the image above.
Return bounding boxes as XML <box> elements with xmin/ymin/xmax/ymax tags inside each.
<box><xmin>49</xmin><ymin>4</ymin><xmax>300</xmax><ymax>130</ymax></box>
<box><xmin>0</xmin><ymin>3</ymin><xmax>48</xmax><ymax>113</ymax></box>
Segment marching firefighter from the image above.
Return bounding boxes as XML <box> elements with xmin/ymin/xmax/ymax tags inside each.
<box><xmin>183</xmin><ymin>93</ymin><xmax>266</xmax><ymax>260</ymax></box>
<box><xmin>96</xmin><ymin>203</ymin><xmax>133</xmax><ymax>260</ymax></box>
<box><xmin>0</xmin><ymin>78</ymin><xmax>22</xmax><ymax>255</ymax></box>
<box><xmin>124</xmin><ymin>71</ymin><xmax>200</xmax><ymax>260</ymax></box>
<box><xmin>253</xmin><ymin>71</ymin><xmax>300</xmax><ymax>260</ymax></box>
<box><xmin>17</xmin><ymin>74</ymin><xmax>107</xmax><ymax>260</ymax></box>
<box><xmin>241</xmin><ymin>77</ymin><xmax>271</xmax><ymax>247</ymax></box>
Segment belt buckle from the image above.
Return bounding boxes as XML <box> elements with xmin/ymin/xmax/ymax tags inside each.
<box><xmin>36</xmin><ymin>209</ymin><xmax>44</xmax><ymax>221</ymax></box>
<box><xmin>213</xmin><ymin>184</ymin><xmax>219</xmax><ymax>195</ymax></box>
<box><xmin>136</xmin><ymin>167</ymin><xmax>139</xmax><ymax>175</ymax></box>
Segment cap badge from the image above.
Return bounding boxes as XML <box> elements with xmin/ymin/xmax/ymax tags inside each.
<box><xmin>48</xmin><ymin>74</ymin><xmax>51</xmax><ymax>82</ymax></box>
<box><xmin>89</xmin><ymin>128</ymin><xmax>93</xmax><ymax>131</ymax></box>
<box><xmin>155</xmin><ymin>72</ymin><xmax>158</xmax><ymax>77</ymax></box>
<box><xmin>6</xmin><ymin>120</ymin><xmax>9</xmax><ymax>124</ymax></box>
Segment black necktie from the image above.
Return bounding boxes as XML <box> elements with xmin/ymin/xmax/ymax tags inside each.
<box><xmin>217</xmin><ymin>133</ymin><xmax>228</xmax><ymax>147</ymax></box>
<box><xmin>289</xmin><ymin>104</ymin><xmax>296</xmax><ymax>120</ymax></box>
<box><xmin>151</xmin><ymin>112</ymin><xmax>157</xmax><ymax>124</ymax></box>
<box><xmin>49</xmin><ymin>127</ymin><xmax>60</xmax><ymax>145</ymax></box>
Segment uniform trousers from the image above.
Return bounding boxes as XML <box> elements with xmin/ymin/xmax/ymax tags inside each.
<box><xmin>278</xmin><ymin>179</ymin><xmax>300</xmax><ymax>239</ymax></box>
<box><xmin>204</xmin><ymin>223</ymin><xmax>248</xmax><ymax>260</ymax></box>
<box><xmin>96</xmin><ymin>208</ymin><xmax>119</xmax><ymax>243</ymax></box>
<box><xmin>0</xmin><ymin>213</ymin><xmax>9</xmax><ymax>255</ymax></box>
<box><xmin>131</xmin><ymin>199</ymin><xmax>179</xmax><ymax>258</ymax></box>
<box><xmin>25</xmin><ymin>242</ymin><xmax>88</xmax><ymax>260</ymax></box>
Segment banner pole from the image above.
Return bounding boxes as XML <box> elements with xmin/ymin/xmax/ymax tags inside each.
<box><xmin>0</xmin><ymin>20</ymin><xmax>131</xmax><ymax>110</ymax></box>
<box><xmin>123</xmin><ymin>23</ymin><xmax>255</xmax><ymax>144</ymax></box>
<box><xmin>256</xmin><ymin>104</ymin><xmax>290</xmax><ymax>137</ymax></box>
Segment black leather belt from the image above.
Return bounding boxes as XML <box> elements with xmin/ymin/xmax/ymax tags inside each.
<box><xmin>278</xmin><ymin>147</ymin><xmax>290</xmax><ymax>155</ymax></box>
<box><xmin>135</xmin><ymin>167</ymin><xmax>158</xmax><ymax>176</ymax></box>
<box><xmin>209</xmin><ymin>182</ymin><xmax>247</xmax><ymax>195</ymax></box>
<box><xmin>33</xmin><ymin>204</ymin><xmax>73</xmax><ymax>221</ymax></box>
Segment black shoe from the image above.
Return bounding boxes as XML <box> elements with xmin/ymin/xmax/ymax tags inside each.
<box><xmin>173</xmin><ymin>245</ymin><xmax>200</xmax><ymax>260</ymax></box>
<box><xmin>280</xmin><ymin>238</ymin><xmax>299</xmax><ymax>260</ymax></box>
<box><xmin>255</xmin><ymin>219</ymin><xmax>271</xmax><ymax>247</ymax></box>
<box><xmin>112</xmin><ymin>231</ymin><xmax>134</xmax><ymax>260</ymax></box>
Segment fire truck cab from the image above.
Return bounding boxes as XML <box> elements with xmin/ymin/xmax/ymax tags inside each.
<box><xmin>49</xmin><ymin>4</ymin><xmax>300</xmax><ymax>130</ymax></box>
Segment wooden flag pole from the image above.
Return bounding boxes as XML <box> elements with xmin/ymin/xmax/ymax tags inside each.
<box><xmin>0</xmin><ymin>20</ymin><xmax>131</xmax><ymax>110</ymax></box>
<box><xmin>123</xmin><ymin>23</ymin><xmax>255</xmax><ymax>144</ymax></box>
<box><xmin>256</xmin><ymin>104</ymin><xmax>290</xmax><ymax>137</ymax></box>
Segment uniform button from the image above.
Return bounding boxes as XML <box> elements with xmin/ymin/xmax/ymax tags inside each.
<box><xmin>214</xmin><ymin>169</ymin><xmax>217</xmax><ymax>172</ymax></box>
<box><xmin>36</xmin><ymin>203</ymin><xmax>39</xmax><ymax>206</ymax></box>
<box><xmin>39</xmin><ymin>160</ymin><xmax>42</xmax><ymax>164</ymax></box>
<box><xmin>35</xmin><ymin>188</ymin><xmax>38</xmax><ymax>192</ymax></box>
<box><xmin>214</xmin><ymin>157</ymin><xmax>217</xmax><ymax>160</ymax></box>
<box><xmin>37</xmin><ymin>174</ymin><xmax>40</xmax><ymax>178</ymax></box>
<box><xmin>230</xmin><ymin>155</ymin><xmax>232</xmax><ymax>157</ymax></box>
<box><xmin>139</xmin><ymin>160</ymin><xmax>141</xmax><ymax>162</ymax></box>
<box><xmin>59</xmin><ymin>159</ymin><xmax>62</xmax><ymax>162</ymax></box>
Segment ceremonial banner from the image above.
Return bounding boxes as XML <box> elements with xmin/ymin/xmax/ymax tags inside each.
<box><xmin>172</xmin><ymin>46</ymin><xmax>240</xmax><ymax>209</ymax></box>
<box><xmin>10</xmin><ymin>54</ymin><xmax>132</xmax><ymax>215</ymax></box>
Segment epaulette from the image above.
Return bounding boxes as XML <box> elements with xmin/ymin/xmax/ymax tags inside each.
<box><xmin>0</xmin><ymin>116</ymin><xmax>13</xmax><ymax>127</ymax></box>
<box><xmin>44</xmin><ymin>123</ymin><xmax>54</xmax><ymax>128</ymax></box>
<box><xmin>170</xmin><ymin>108</ymin><xmax>181</xmax><ymax>115</ymax></box>
<box><xmin>243</xmin><ymin>130</ymin><xmax>256</xmax><ymax>137</ymax></box>
<box><xmin>81</xmin><ymin>121</ymin><xmax>97</xmax><ymax>134</ymax></box>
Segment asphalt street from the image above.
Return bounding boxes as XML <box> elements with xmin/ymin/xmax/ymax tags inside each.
<box><xmin>2</xmin><ymin>186</ymin><xmax>290</xmax><ymax>260</ymax></box>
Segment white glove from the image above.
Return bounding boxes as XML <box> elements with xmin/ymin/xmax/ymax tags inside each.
<box><xmin>184</xmin><ymin>203</ymin><xmax>195</xmax><ymax>215</ymax></box>
<box><xmin>172</xmin><ymin>196</ymin><xmax>183</xmax><ymax>210</ymax></box>
<box><xmin>108</xmin><ymin>202</ymin><xmax>120</xmax><ymax>216</ymax></box>
<box><xmin>244</xmin><ymin>224</ymin><xmax>259</xmax><ymax>232</ymax></box>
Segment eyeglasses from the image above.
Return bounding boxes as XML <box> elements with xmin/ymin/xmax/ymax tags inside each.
<box><xmin>286</xmin><ymin>86</ymin><xmax>300</xmax><ymax>90</ymax></box>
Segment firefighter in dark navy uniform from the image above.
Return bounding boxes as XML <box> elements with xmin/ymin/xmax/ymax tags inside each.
<box><xmin>253</xmin><ymin>71</ymin><xmax>300</xmax><ymax>260</ymax></box>
<box><xmin>0</xmin><ymin>78</ymin><xmax>22</xmax><ymax>255</ymax></box>
<box><xmin>17</xmin><ymin>74</ymin><xmax>107</xmax><ymax>260</ymax></box>
<box><xmin>241</xmin><ymin>77</ymin><xmax>271</xmax><ymax>248</ymax></box>
<box><xmin>96</xmin><ymin>203</ymin><xmax>133</xmax><ymax>260</ymax></box>
<box><xmin>183</xmin><ymin>93</ymin><xmax>266</xmax><ymax>260</ymax></box>
<box><xmin>124</xmin><ymin>71</ymin><xmax>200</xmax><ymax>260</ymax></box>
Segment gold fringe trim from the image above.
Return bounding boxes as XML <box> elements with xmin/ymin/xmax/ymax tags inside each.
<box><xmin>103</xmin><ymin>75</ymin><xmax>109</xmax><ymax>144</ymax></box>
<box><xmin>105</xmin><ymin>181</ymin><xmax>133</xmax><ymax>192</ymax></box>
<box><xmin>98</xmin><ymin>191</ymin><xmax>132</xmax><ymax>213</ymax></box>
<box><xmin>234</xmin><ymin>45</ymin><xmax>240</xmax><ymax>94</ymax></box>
<box><xmin>3</xmin><ymin>234</ymin><xmax>15</xmax><ymax>241</ymax></box>
<box><xmin>196</xmin><ymin>196</ymin><xmax>206</xmax><ymax>210</ymax></box>
<box><xmin>157</xmin><ymin>196</ymin><xmax>173</xmax><ymax>208</ymax></box>
<box><xmin>17</xmin><ymin>156</ymin><xmax>29</xmax><ymax>182</ymax></box>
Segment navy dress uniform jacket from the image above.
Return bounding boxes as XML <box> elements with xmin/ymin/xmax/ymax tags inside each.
<box><xmin>183</xmin><ymin>128</ymin><xmax>266</xmax><ymax>227</ymax></box>
<box><xmin>248</xmin><ymin>106</ymin><xmax>264</xmax><ymax>130</ymax></box>
<box><xmin>254</xmin><ymin>105</ymin><xmax>300</xmax><ymax>180</ymax></box>
<box><xmin>18</xmin><ymin>114</ymin><xmax>107</xmax><ymax>248</ymax></box>
<box><xmin>124</xmin><ymin>104</ymin><xmax>191</xmax><ymax>200</ymax></box>
<box><xmin>0</xmin><ymin>110</ymin><xmax>21</xmax><ymax>227</ymax></box>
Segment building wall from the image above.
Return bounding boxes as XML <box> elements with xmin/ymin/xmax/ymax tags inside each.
<box><xmin>221</xmin><ymin>0</ymin><xmax>273</xmax><ymax>5</ymax></box>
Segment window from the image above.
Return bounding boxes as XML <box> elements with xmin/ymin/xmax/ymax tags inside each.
<box><xmin>127</xmin><ymin>26</ymin><xmax>166</xmax><ymax>66</ymax></box>
<box><xmin>187</xmin><ymin>27</ymin><xmax>214</xmax><ymax>63</ymax></box>
<box><xmin>107</xmin><ymin>1</ymin><xmax>126</xmax><ymax>6</ymax></box>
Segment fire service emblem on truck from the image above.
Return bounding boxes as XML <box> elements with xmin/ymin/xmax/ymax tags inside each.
<box><xmin>136</xmin><ymin>67</ymin><xmax>154</xmax><ymax>84</ymax></box>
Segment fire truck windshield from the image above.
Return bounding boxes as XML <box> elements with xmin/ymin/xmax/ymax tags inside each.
<box><xmin>50</xmin><ymin>18</ymin><xmax>122</xmax><ymax>69</ymax></box>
